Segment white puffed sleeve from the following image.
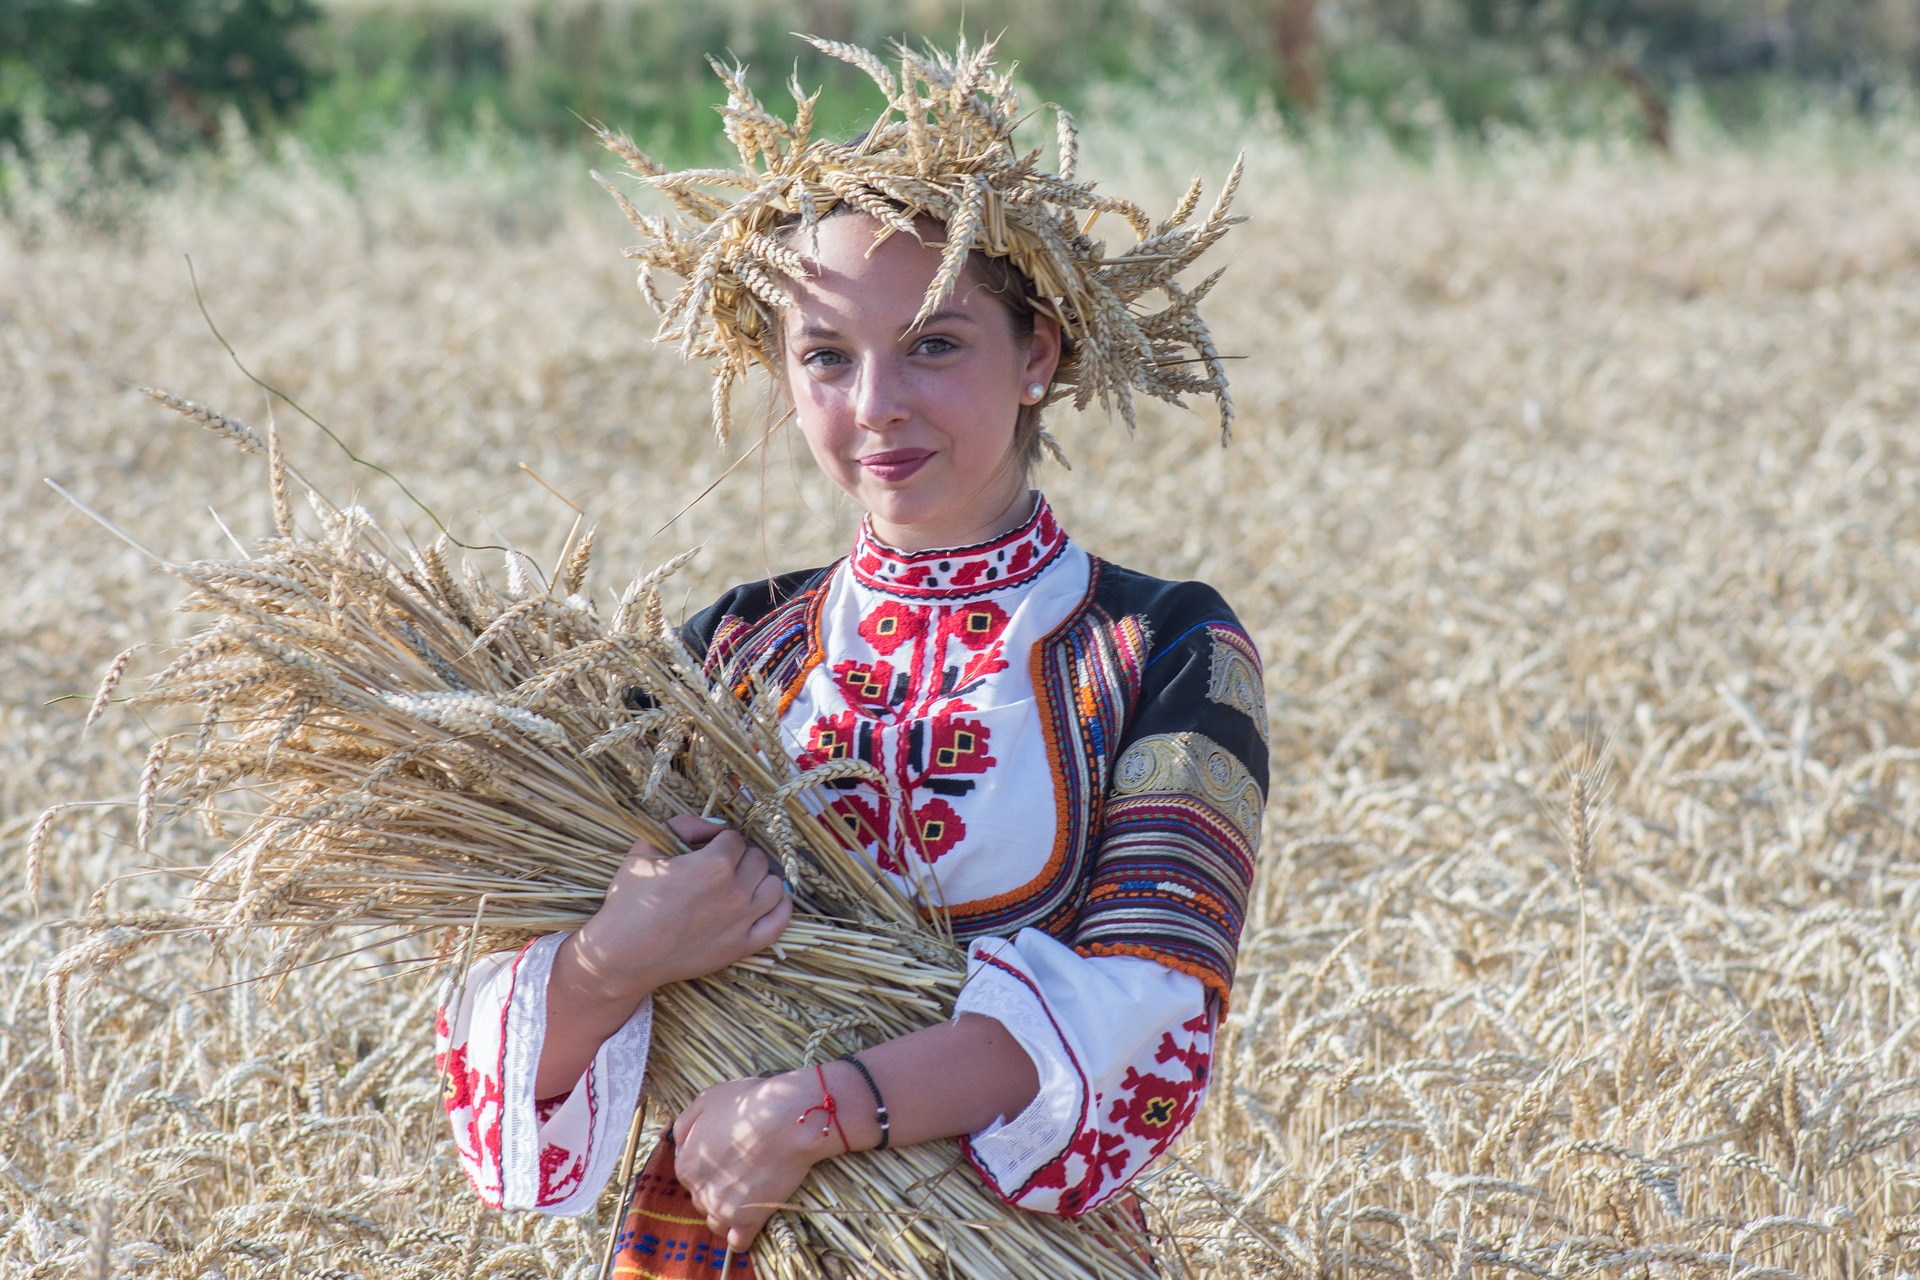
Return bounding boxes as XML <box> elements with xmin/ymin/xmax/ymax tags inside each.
<box><xmin>953</xmin><ymin>929</ymin><xmax>1214</xmax><ymax>1215</ymax></box>
<box><xmin>434</xmin><ymin>933</ymin><xmax>652</xmax><ymax>1215</ymax></box>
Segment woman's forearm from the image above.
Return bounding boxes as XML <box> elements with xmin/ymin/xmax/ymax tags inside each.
<box><xmin>826</xmin><ymin>1012</ymin><xmax>1039</xmax><ymax>1150</ymax></box>
<box><xmin>533</xmin><ymin>932</ymin><xmax>654</xmax><ymax>1098</ymax></box>
<box><xmin>666</xmin><ymin>1011</ymin><xmax>1041</xmax><ymax>1249</ymax></box>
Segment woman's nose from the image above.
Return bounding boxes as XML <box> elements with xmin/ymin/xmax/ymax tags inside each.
<box><xmin>852</xmin><ymin>360</ymin><xmax>910</xmax><ymax>432</ymax></box>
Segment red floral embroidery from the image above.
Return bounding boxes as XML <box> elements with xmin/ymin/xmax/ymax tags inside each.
<box><xmin>1028</xmin><ymin>1127</ymin><xmax>1131</xmax><ymax>1215</ymax></box>
<box><xmin>908</xmin><ymin>798</ymin><xmax>967</xmax><ymax>864</ymax></box>
<box><xmin>849</xmin><ymin>502</ymin><xmax>1065</xmax><ymax>599</ymax></box>
<box><xmin>831</xmin><ymin>658</ymin><xmax>898</xmax><ymax>712</ymax></box>
<box><xmin>1107</xmin><ymin>1066</ymin><xmax>1201</xmax><ymax>1143</ymax></box>
<box><xmin>439</xmin><ymin>1041</ymin><xmax>472</xmax><ymax>1111</ymax></box>
<box><xmin>938</xmin><ymin>601</ymin><xmax>1009</xmax><ymax>649</ymax></box>
<box><xmin>859</xmin><ymin>601</ymin><xmax>928</xmax><ymax>655</ymax></box>
<box><xmin>925</xmin><ymin>712</ymin><xmax>995</xmax><ymax>775</ymax></box>
<box><xmin>1157</xmin><ymin>1014</ymin><xmax>1213</xmax><ymax>1079</ymax></box>
<box><xmin>799</xmin><ymin>500</ymin><xmax>1071</xmax><ymax>878</ymax></box>
<box><xmin>823</xmin><ymin>793</ymin><xmax>892</xmax><ymax>859</ymax></box>
<box><xmin>799</xmin><ymin>711</ymin><xmax>862</xmax><ymax>768</ymax></box>
<box><xmin>538</xmin><ymin>1141</ymin><xmax>586</xmax><ymax>1202</ymax></box>
<box><xmin>440</xmin><ymin>1039</ymin><xmax>504</xmax><ymax>1184</ymax></box>
<box><xmin>970</xmin><ymin>990</ymin><xmax>1215</xmax><ymax>1216</ymax></box>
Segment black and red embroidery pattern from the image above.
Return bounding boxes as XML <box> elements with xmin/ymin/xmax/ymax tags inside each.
<box><xmin>799</xmin><ymin>509</ymin><xmax>1063</xmax><ymax>880</ymax></box>
<box><xmin>850</xmin><ymin>504</ymin><xmax>1066</xmax><ymax>599</ymax></box>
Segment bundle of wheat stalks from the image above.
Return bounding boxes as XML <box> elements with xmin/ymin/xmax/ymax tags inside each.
<box><xmin>65</xmin><ymin>393</ymin><xmax>1164</xmax><ymax>1280</ymax></box>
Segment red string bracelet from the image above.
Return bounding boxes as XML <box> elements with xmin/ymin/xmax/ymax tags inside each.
<box><xmin>796</xmin><ymin>1063</ymin><xmax>851</xmax><ymax>1154</ymax></box>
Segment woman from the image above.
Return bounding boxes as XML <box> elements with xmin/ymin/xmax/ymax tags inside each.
<box><xmin>438</xmin><ymin>36</ymin><xmax>1266</xmax><ymax>1264</ymax></box>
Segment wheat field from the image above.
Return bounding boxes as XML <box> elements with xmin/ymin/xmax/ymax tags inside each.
<box><xmin>4</xmin><ymin>114</ymin><xmax>1920</xmax><ymax>1277</ymax></box>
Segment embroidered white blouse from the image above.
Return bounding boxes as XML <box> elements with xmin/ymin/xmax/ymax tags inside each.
<box><xmin>438</xmin><ymin>497</ymin><xmax>1248</xmax><ymax>1217</ymax></box>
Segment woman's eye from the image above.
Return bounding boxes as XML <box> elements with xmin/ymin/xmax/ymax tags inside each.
<box><xmin>915</xmin><ymin>336</ymin><xmax>956</xmax><ymax>356</ymax></box>
<box><xmin>801</xmin><ymin>349</ymin><xmax>846</xmax><ymax>369</ymax></box>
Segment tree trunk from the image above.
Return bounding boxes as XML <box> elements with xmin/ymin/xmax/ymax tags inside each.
<box><xmin>1268</xmin><ymin>0</ymin><xmax>1323</xmax><ymax>113</ymax></box>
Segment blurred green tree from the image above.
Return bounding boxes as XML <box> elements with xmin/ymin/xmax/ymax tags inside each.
<box><xmin>0</xmin><ymin>0</ymin><xmax>322</xmax><ymax>155</ymax></box>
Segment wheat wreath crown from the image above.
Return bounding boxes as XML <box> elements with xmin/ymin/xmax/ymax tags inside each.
<box><xmin>591</xmin><ymin>33</ymin><xmax>1245</xmax><ymax>447</ymax></box>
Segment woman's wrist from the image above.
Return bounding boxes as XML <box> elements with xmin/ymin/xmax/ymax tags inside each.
<box><xmin>760</xmin><ymin>1063</ymin><xmax>883</xmax><ymax>1164</ymax></box>
<box><xmin>553</xmin><ymin>928</ymin><xmax>658</xmax><ymax>1014</ymax></box>
<box><xmin>814</xmin><ymin>1060</ymin><xmax>887</xmax><ymax>1153</ymax></box>
<box><xmin>533</xmin><ymin>932</ymin><xmax>657</xmax><ymax>1099</ymax></box>
<box><xmin>757</xmin><ymin>1066</ymin><xmax>851</xmax><ymax>1166</ymax></box>
<box><xmin>831</xmin><ymin>1056</ymin><xmax>891</xmax><ymax>1151</ymax></box>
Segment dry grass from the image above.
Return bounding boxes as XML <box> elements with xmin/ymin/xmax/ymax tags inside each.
<box><xmin>5</xmin><ymin>118</ymin><xmax>1920</xmax><ymax>1276</ymax></box>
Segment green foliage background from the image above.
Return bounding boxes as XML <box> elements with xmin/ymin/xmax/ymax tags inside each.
<box><xmin>1</xmin><ymin>0</ymin><xmax>321</xmax><ymax>152</ymax></box>
<box><xmin>3</xmin><ymin>0</ymin><xmax>1917</xmax><ymax>172</ymax></box>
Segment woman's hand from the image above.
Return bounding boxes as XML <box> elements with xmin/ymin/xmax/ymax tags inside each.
<box><xmin>669</xmin><ymin>1013</ymin><xmax>1041</xmax><ymax>1252</ymax></box>
<box><xmin>534</xmin><ymin>816</ymin><xmax>792</xmax><ymax>1097</ymax></box>
<box><xmin>671</xmin><ymin>1069</ymin><xmax>844</xmax><ymax>1254</ymax></box>
<box><xmin>569</xmin><ymin>815</ymin><xmax>793</xmax><ymax>1001</ymax></box>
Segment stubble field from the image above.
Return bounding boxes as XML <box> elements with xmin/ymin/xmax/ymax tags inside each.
<box><xmin>3</xmin><ymin>119</ymin><xmax>1920</xmax><ymax>1277</ymax></box>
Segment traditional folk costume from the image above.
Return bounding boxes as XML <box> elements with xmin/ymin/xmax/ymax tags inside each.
<box><xmin>439</xmin><ymin>494</ymin><xmax>1268</xmax><ymax>1217</ymax></box>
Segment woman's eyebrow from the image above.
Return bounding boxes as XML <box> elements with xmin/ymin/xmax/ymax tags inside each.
<box><xmin>795</xmin><ymin>310</ymin><xmax>978</xmax><ymax>342</ymax></box>
<box><xmin>905</xmin><ymin>309</ymin><xmax>977</xmax><ymax>334</ymax></box>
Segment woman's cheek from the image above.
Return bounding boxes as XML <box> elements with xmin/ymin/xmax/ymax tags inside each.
<box><xmin>795</xmin><ymin>400</ymin><xmax>859</xmax><ymax>488</ymax></box>
<box><xmin>807</xmin><ymin>391</ymin><xmax>857</xmax><ymax>445</ymax></box>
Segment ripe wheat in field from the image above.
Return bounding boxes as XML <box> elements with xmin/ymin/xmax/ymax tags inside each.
<box><xmin>3</xmin><ymin>121</ymin><xmax>1919</xmax><ymax>1276</ymax></box>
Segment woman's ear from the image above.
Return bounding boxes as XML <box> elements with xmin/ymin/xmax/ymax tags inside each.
<box><xmin>1022</xmin><ymin>312</ymin><xmax>1063</xmax><ymax>391</ymax></box>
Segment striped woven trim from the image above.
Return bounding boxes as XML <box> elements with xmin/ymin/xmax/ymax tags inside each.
<box><xmin>703</xmin><ymin>571</ymin><xmax>833</xmax><ymax>712</ymax></box>
<box><xmin>1071</xmin><ymin>733</ymin><xmax>1261</xmax><ymax>1006</ymax></box>
<box><xmin>946</xmin><ymin>567</ymin><xmax>1149</xmax><ymax>941</ymax></box>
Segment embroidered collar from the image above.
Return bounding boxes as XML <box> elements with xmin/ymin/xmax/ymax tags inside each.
<box><xmin>850</xmin><ymin>496</ymin><xmax>1069</xmax><ymax>600</ymax></box>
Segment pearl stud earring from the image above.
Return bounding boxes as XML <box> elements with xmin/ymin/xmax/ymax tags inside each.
<box><xmin>1026</xmin><ymin>382</ymin><xmax>1047</xmax><ymax>401</ymax></box>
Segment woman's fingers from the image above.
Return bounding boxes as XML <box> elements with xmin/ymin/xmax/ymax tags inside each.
<box><xmin>666</xmin><ymin>812</ymin><xmax>731</xmax><ymax>848</ymax></box>
<box><xmin>742</xmin><ymin>845</ymin><xmax>792</xmax><ymax>949</ymax></box>
<box><xmin>584</xmin><ymin>828</ymin><xmax>788</xmax><ymax>990</ymax></box>
<box><xmin>693</xmin><ymin>1187</ymin><xmax>778</xmax><ymax>1252</ymax></box>
<box><xmin>732</xmin><ymin>840</ymin><xmax>780</xmax><ymax>892</ymax></box>
<box><xmin>670</xmin><ymin>1095</ymin><xmax>702</xmax><ymax>1149</ymax></box>
<box><xmin>669</xmin><ymin>1073</ymin><xmax>828</xmax><ymax>1255</ymax></box>
<box><xmin>746</xmin><ymin>889</ymin><xmax>793</xmax><ymax>951</ymax></box>
<box><xmin>628</xmin><ymin>813</ymin><xmax>728</xmax><ymax>860</ymax></box>
<box><xmin>679</xmin><ymin>1166</ymin><xmax>778</xmax><ymax>1251</ymax></box>
<box><xmin>690</xmin><ymin>826</ymin><xmax>746</xmax><ymax>869</ymax></box>
<box><xmin>750</xmin><ymin>864</ymin><xmax>790</xmax><ymax>917</ymax></box>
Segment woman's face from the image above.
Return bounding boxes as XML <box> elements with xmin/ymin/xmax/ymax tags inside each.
<box><xmin>779</xmin><ymin>212</ymin><xmax>1061</xmax><ymax>552</ymax></box>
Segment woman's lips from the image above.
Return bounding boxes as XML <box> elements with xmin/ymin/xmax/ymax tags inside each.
<box><xmin>858</xmin><ymin>449</ymin><xmax>934</xmax><ymax>482</ymax></box>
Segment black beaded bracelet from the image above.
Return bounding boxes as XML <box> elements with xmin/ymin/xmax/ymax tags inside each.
<box><xmin>837</xmin><ymin>1054</ymin><xmax>890</xmax><ymax>1152</ymax></box>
